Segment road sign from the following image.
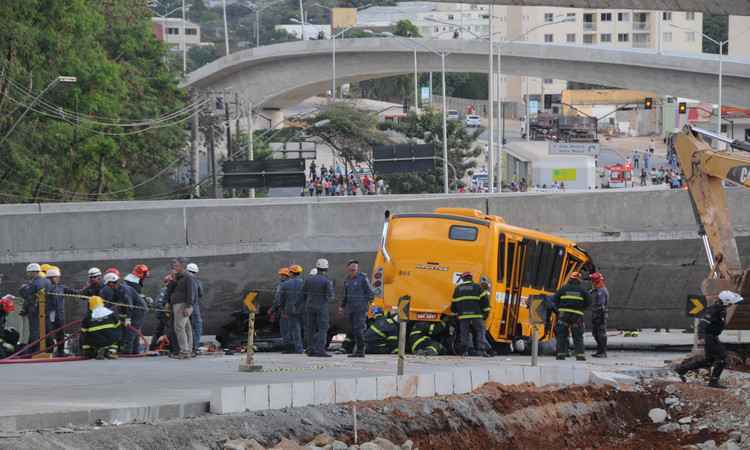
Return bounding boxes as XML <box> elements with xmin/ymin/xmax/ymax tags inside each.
<box><xmin>548</xmin><ymin>142</ymin><xmax>600</xmax><ymax>156</ymax></box>
<box><xmin>222</xmin><ymin>159</ymin><xmax>305</xmax><ymax>189</ymax></box>
<box><xmin>686</xmin><ymin>295</ymin><xmax>706</xmax><ymax>317</ymax></box>
<box><xmin>373</xmin><ymin>144</ymin><xmax>436</xmax><ymax>174</ymax></box>
<box><xmin>528</xmin><ymin>296</ymin><xmax>547</xmax><ymax>325</ymax></box>
<box><xmin>243</xmin><ymin>292</ymin><xmax>258</xmax><ymax>311</ymax></box>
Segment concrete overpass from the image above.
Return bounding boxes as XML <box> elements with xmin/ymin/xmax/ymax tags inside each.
<box><xmin>426</xmin><ymin>1</ymin><xmax>749</xmax><ymax>15</ymax></box>
<box><xmin>182</xmin><ymin>38</ymin><xmax>750</xmax><ymax>118</ymax></box>
<box><xmin>1</xmin><ymin>189</ymin><xmax>749</xmax><ymax>331</ymax></box>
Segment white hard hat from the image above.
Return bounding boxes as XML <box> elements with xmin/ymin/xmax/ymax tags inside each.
<box><xmin>103</xmin><ymin>272</ymin><xmax>119</xmax><ymax>284</ymax></box>
<box><xmin>309</xmin><ymin>268</ymin><xmax>318</xmax><ymax>276</ymax></box>
<box><xmin>88</xmin><ymin>267</ymin><xmax>102</xmax><ymax>278</ymax></box>
<box><xmin>187</xmin><ymin>263</ymin><xmax>199</xmax><ymax>274</ymax></box>
<box><xmin>316</xmin><ymin>258</ymin><xmax>329</xmax><ymax>270</ymax></box>
<box><xmin>719</xmin><ymin>290</ymin><xmax>743</xmax><ymax>306</ymax></box>
<box><xmin>26</xmin><ymin>263</ymin><xmax>41</xmax><ymax>272</ymax></box>
<box><xmin>46</xmin><ymin>267</ymin><xmax>61</xmax><ymax>278</ymax></box>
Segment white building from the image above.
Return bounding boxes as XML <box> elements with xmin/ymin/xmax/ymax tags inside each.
<box><xmin>152</xmin><ymin>17</ymin><xmax>210</xmax><ymax>49</ymax></box>
<box><xmin>275</xmin><ymin>24</ymin><xmax>332</xmax><ymax>40</ymax></box>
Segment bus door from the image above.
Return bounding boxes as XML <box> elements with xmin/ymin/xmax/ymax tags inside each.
<box><xmin>498</xmin><ymin>235</ymin><xmax>527</xmax><ymax>340</ymax></box>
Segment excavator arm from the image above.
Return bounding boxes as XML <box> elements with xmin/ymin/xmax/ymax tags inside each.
<box><xmin>673</xmin><ymin>126</ymin><xmax>750</xmax><ymax>328</ymax></box>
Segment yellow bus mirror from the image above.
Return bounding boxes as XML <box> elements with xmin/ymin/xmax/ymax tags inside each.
<box><xmin>243</xmin><ymin>292</ymin><xmax>258</xmax><ymax>312</ymax></box>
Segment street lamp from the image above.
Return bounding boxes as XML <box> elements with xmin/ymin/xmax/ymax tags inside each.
<box><xmin>312</xmin><ymin>4</ymin><xmax>374</xmax><ymax>102</ymax></box>
<box><xmin>0</xmin><ymin>76</ymin><xmax>77</xmax><ymax>148</ymax></box>
<box><xmin>425</xmin><ymin>15</ymin><xmax>573</xmax><ymax>191</ymax></box>
<box><xmin>394</xmin><ymin>36</ymin><xmax>450</xmax><ymax>194</ymax></box>
<box><xmin>243</xmin><ymin>0</ymin><xmax>286</xmax><ymax>48</ymax></box>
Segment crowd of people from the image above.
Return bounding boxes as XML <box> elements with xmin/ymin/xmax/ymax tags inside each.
<box><xmin>301</xmin><ymin>161</ymin><xmax>387</xmax><ymax>197</ymax></box>
<box><xmin>4</xmin><ymin>258</ymin><xmax>204</xmax><ymax>360</ymax></box>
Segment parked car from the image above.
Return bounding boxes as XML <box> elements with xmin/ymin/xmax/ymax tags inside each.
<box><xmin>464</xmin><ymin>115</ymin><xmax>482</xmax><ymax>127</ymax></box>
<box><xmin>446</xmin><ymin>110</ymin><xmax>460</xmax><ymax>121</ymax></box>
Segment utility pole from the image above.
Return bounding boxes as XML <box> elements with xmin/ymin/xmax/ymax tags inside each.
<box><xmin>488</xmin><ymin>4</ymin><xmax>495</xmax><ymax>193</ymax></box>
<box><xmin>191</xmin><ymin>98</ymin><xmax>200</xmax><ymax>198</ymax></box>
<box><xmin>413</xmin><ymin>48</ymin><xmax>419</xmax><ymax>114</ymax></box>
<box><xmin>225</xmin><ymin>95</ymin><xmax>232</xmax><ymax>159</ymax></box>
<box><xmin>247</xmin><ymin>100</ymin><xmax>255</xmax><ymax>198</ymax></box>
<box><xmin>299</xmin><ymin>0</ymin><xmax>305</xmax><ymax>41</ymax></box>
<box><xmin>209</xmin><ymin>126</ymin><xmax>219</xmax><ymax>198</ymax></box>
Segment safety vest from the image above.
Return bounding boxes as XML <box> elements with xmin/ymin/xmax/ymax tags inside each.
<box><xmin>451</xmin><ymin>281</ymin><xmax>485</xmax><ymax>320</ymax></box>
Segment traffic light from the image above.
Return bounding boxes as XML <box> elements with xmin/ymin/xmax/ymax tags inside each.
<box><xmin>679</xmin><ymin>102</ymin><xmax>687</xmax><ymax>114</ymax></box>
<box><xmin>644</xmin><ymin>97</ymin><xmax>653</xmax><ymax>110</ymax></box>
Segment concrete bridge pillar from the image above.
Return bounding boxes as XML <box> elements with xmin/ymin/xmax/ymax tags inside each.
<box><xmin>263</xmin><ymin>108</ymin><xmax>285</xmax><ymax>129</ymax></box>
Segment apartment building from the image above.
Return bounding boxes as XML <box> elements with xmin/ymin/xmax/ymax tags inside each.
<box><xmin>152</xmin><ymin>17</ymin><xmax>208</xmax><ymax>49</ymax></box>
<box><xmin>729</xmin><ymin>16</ymin><xmax>750</xmax><ymax>59</ymax></box>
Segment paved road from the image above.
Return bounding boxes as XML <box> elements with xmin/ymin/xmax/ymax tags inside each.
<box><xmin>3</xmin><ymin>331</ymin><xmax>745</xmax><ymax>418</ymax></box>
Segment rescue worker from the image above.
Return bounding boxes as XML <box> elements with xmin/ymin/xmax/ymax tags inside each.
<box><xmin>82</xmin><ymin>267</ymin><xmax>104</xmax><ymax>297</ymax></box>
<box><xmin>340</xmin><ymin>260</ymin><xmax>374</xmax><ymax>358</ymax></box>
<box><xmin>590</xmin><ymin>272</ymin><xmax>609</xmax><ymax>358</ymax></box>
<box><xmin>0</xmin><ymin>295</ymin><xmax>19</xmax><ymax>358</ymax></box>
<box><xmin>407</xmin><ymin>319</ymin><xmax>448</xmax><ymax>356</ymax></box>
<box><xmin>364</xmin><ymin>309</ymin><xmax>399</xmax><ymax>354</ymax></box>
<box><xmin>18</xmin><ymin>263</ymin><xmax>52</xmax><ymax>354</ymax></box>
<box><xmin>675</xmin><ymin>291</ymin><xmax>743</xmax><ymax>388</ymax></box>
<box><xmin>279</xmin><ymin>264</ymin><xmax>305</xmax><ymax>354</ymax></box>
<box><xmin>80</xmin><ymin>296</ymin><xmax>121</xmax><ymax>360</ymax></box>
<box><xmin>270</xmin><ymin>268</ymin><xmax>291</xmax><ymax>352</ymax></box>
<box><xmin>45</xmin><ymin>266</ymin><xmax>72</xmax><ymax>357</ymax></box>
<box><xmin>169</xmin><ymin>257</ymin><xmax>195</xmax><ymax>359</ymax></box>
<box><xmin>122</xmin><ymin>265</ymin><xmax>151</xmax><ymax>355</ymax></box>
<box><xmin>100</xmin><ymin>272</ymin><xmax>140</xmax><ymax>354</ymax></box>
<box><xmin>302</xmin><ymin>258</ymin><xmax>334</xmax><ymax>357</ymax></box>
<box><xmin>451</xmin><ymin>272</ymin><xmax>491</xmax><ymax>357</ymax></box>
<box><xmin>550</xmin><ymin>272</ymin><xmax>592</xmax><ymax>361</ymax></box>
<box><xmin>149</xmin><ymin>271</ymin><xmax>175</xmax><ymax>352</ymax></box>
<box><xmin>186</xmin><ymin>263</ymin><xmax>203</xmax><ymax>353</ymax></box>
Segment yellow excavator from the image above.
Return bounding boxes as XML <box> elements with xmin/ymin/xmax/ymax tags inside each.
<box><xmin>673</xmin><ymin>126</ymin><xmax>750</xmax><ymax>328</ymax></box>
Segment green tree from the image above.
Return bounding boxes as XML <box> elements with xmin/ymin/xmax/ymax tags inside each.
<box><xmin>0</xmin><ymin>0</ymin><xmax>188</xmax><ymax>202</ymax></box>
<box><xmin>703</xmin><ymin>14</ymin><xmax>728</xmax><ymax>54</ymax></box>
<box><xmin>304</xmin><ymin>104</ymin><xmax>385</xmax><ymax>173</ymax></box>
<box><xmin>394</xmin><ymin>19</ymin><xmax>421</xmax><ymax>38</ymax></box>
<box><xmin>380</xmin><ymin>110</ymin><xmax>482</xmax><ymax>193</ymax></box>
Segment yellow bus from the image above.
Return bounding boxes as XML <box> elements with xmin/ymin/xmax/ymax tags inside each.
<box><xmin>370</xmin><ymin>207</ymin><xmax>593</xmax><ymax>352</ymax></box>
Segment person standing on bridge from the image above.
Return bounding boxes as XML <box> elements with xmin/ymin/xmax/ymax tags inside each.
<box><xmin>551</xmin><ymin>272</ymin><xmax>592</xmax><ymax>361</ymax></box>
<box><xmin>303</xmin><ymin>258</ymin><xmax>334</xmax><ymax>357</ymax></box>
<box><xmin>340</xmin><ymin>260</ymin><xmax>374</xmax><ymax>358</ymax></box>
<box><xmin>122</xmin><ymin>265</ymin><xmax>150</xmax><ymax>354</ymax></box>
<box><xmin>100</xmin><ymin>272</ymin><xmax>140</xmax><ymax>354</ymax></box>
<box><xmin>589</xmin><ymin>272</ymin><xmax>609</xmax><ymax>358</ymax></box>
<box><xmin>45</xmin><ymin>266</ymin><xmax>75</xmax><ymax>357</ymax></box>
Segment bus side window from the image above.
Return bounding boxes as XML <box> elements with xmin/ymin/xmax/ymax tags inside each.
<box><xmin>497</xmin><ymin>234</ymin><xmax>505</xmax><ymax>283</ymax></box>
<box><xmin>449</xmin><ymin>225</ymin><xmax>478</xmax><ymax>241</ymax></box>
<box><xmin>547</xmin><ymin>246</ymin><xmax>566</xmax><ymax>290</ymax></box>
<box><xmin>506</xmin><ymin>242</ymin><xmax>517</xmax><ymax>288</ymax></box>
<box><xmin>536</xmin><ymin>243</ymin><xmax>556</xmax><ymax>289</ymax></box>
<box><xmin>522</xmin><ymin>240</ymin><xmax>539</xmax><ymax>288</ymax></box>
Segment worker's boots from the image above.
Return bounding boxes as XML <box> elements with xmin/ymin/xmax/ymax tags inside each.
<box><xmin>576</xmin><ymin>355</ymin><xmax>587</xmax><ymax>362</ymax></box>
<box><xmin>708</xmin><ymin>379</ymin><xmax>727</xmax><ymax>389</ymax></box>
<box><xmin>95</xmin><ymin>348</ymin><xmax>107</xmax><ymax>360</ymax></box>
<box><xmin>592</xmin><ymin>352</ymin><xmax>607</xmax><ymax>358</ymax></box>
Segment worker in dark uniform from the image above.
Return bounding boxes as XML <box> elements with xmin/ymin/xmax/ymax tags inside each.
<box><xmin>590</xmin><ymin>272</ymin><xmax>609</xmax><ymax>358</ymax></box>
<box><xmin>407</xmin><ymin>319</ymin><xmax>448</xmax><ymax>356</ymax></box>
<box><xmin>122</xmin><ymin>264</ymin><xmax>150</xmax><ymax>355</ymax></box>
<box><xmin>364</xmin><ymin>309</ymin><xmax>399</xmax><ymax>354</ymax></box>
<box><xmin>149</xmin><ymin>271</ymin><xmax>175</xmax><ymax>352</ymax></box>
<box><xmin>100</xmin><ymin>272</ymin><xmax>139</xmax><ymax>353</ymax></box>
<box><xmin>280</xmin><ymin>265</ymin><xmax>305</xmax><ymax>354</ymax></box>
<box><xmin>341</xmin><ymin>260</ymin><xmax>374</xmax><ymax>358</ymax></box>
<box><xmin>0</xmin><ymin>295</ymin><xmax>19</xmax><ymax>358</ymax></box>
<box><xmin>80</xmin><ymin>296</ymin><xmax>121</xmax><ymax>360</ymax></box>
<box><xmin>550</xmin><ymin>272</ymin><xmax>592</xmax><ymax>361</ymax></box>
<box><xmin>270</xmin><ymin>268</ymin><xmax>291</xmax><ymax>352</ymax></box>
<box><xmin>45</xmin><ymin>266</ymin><xmax>77</xmax><ymax>357</ymax></box>
<box><xmin>451</xmin><ymin>272</ymin><xmax>491</xmax><ymax>357</ymax></box>
<box><xmin>675</xmin><ymin>291</ymin><xmax>743</xmax><ymax>388</ymax></box>
<box><xmin>302</xmin><ymin>258</ymin><xmax>334</xmax><ymax>357</ymax></box>
<box><xmin>18</xmin><ymin>263</ymin><xmax>53</xmax><ymax>355</ymax></box>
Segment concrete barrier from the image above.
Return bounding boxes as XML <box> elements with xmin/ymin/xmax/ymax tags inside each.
<box><xmin>1</xmin><ymin>189</ymin><xmax>749</xmax><ymax>331</ymax></box>
<box><xmin>209</xmin><ymin>364</ymin><xmax>595</xmax><ymax>414</ymax></box>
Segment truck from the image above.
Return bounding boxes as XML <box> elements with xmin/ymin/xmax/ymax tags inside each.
<box><xmin>370</xmin><ymin>208</ymin><xmax>594</xmax><ymax>353</ymax></box>
<box><xmin>528</xmin><ymin>113</ymin><xmax>598</xmax><ymax>142</ymax></box>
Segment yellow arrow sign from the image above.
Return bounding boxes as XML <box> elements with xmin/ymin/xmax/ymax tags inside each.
<box><xmin>687</xmin><ymin>296</ymin><xmax>705</xmax><ymax>316</ymax></box>
<box><xmin>398</xmin><ymin>295</ymin><xmax>411</xmax><ymax>321</ymax></box>
<box><xmin>243</xmin><ymin>292</ymin><xmax>258</xmax><ymax>312</ymax></box>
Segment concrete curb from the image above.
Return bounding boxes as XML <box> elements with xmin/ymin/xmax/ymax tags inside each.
<box><xmin>209</xmin><ymin>365</ymin><xmax>593</xmax><ymax>414</ymax></box>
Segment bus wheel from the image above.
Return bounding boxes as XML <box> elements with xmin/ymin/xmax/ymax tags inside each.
<box><xmin>512</xmin><ymin>338</ymin><xmax>530</xmax><ymax>355</ymax></box>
